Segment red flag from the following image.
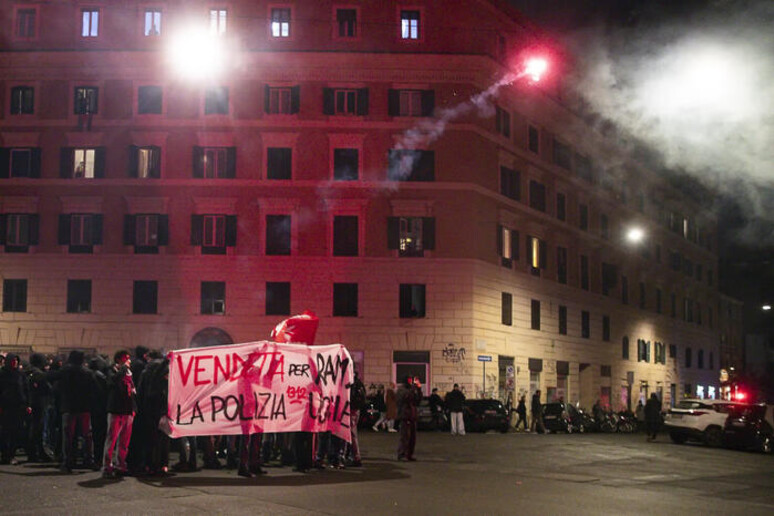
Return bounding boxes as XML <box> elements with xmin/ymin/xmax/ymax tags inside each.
<box><xmin>271</xmin><ymin>310</ymin><xmax>319</xmax><ymax>345</ymax></box>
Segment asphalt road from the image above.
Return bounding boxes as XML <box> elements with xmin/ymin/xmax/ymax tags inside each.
<box><xmin>1</xmin><ymin>430</ymin><xmax>773</xmax><ymax>515</ymax></box>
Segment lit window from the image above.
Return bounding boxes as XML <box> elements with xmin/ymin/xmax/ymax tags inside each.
<box><xmin>81</xmin><ymin>9</ymin><xmax>99</xmax><ymax>38</ymax></box>
<box><xmin>135</xmin><ymin>215</ymin><xmax>159</xmax><ymax>247</ymax></box>
<box><xmin>73</xmin><ymin>148</ymin><xmax>96</xmax><ymax>178</ymax></box>
<box><xmin>271</xmin><ymin>8</ymin><xmax>291</xmax><ymax>38</ymax></box>
<box><xmin>202</xmin><ymin>215</ymin><xmax>225</xmax><ymax>248</ymax></box>
<box><xmin>134</xmin><ymin>146</ymin><xmax>161</xmax><ymax>179</ymax></box>
<box><xmin>209</xmin><ymin>9</ymin><xmax>227</xmax><ymax>36</ymax></box>
<box><xmin>15</xmin><ymin>8</ymin><xmax>36</xmax><ymax>39</ymax></box>
<box><xmin>400</xmin><ymin>10</ymin><xmax>420</xmax><ymax>40</ymax></box>
<box><xmin>144</xmin><ymin>9</ymin><xmax>162</xmax><ymax>36</ymax></box>
<box><xmin>193</xmin><ymin>147</ymin><xmax>236</xmax><ymax>178</ymax></box>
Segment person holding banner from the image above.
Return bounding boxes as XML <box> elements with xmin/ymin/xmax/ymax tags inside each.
<box><xmin>396</xmin><ymin>376</ymin><xmax>422</xmax><ymax>461</ymax></box>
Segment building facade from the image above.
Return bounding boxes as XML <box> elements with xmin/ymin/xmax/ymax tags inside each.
<box><xmin>0</xmin><ymin>0</ymin><xmax>721</xmax><ymax>408</ymax></box>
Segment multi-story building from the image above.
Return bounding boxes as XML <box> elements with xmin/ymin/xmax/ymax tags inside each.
<box><xmin>0</xmin><ymin>0</ymin><xmax>721</xmax><ymax>408</ymax></box>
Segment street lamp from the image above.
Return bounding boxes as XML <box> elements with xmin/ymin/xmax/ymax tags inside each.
<box><xmin>762</xmin><ymin>304</ymin><xmax>772</xmax><ymax>311</ymax></box>
<box><xmin>166</xmin><ymin>25</ymin><xmax>227</xmax><ymax>81</ymax></box>
<box><xmin>626</xmin><ymin>227</ymin><xmax>645</xmax><ymax>244</ymax></box>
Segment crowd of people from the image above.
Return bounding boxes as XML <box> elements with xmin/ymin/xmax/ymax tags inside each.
<box><xmin>0</xmin><ymin>347</ymin><xmax>374</xmax><ymax>478</ymax></box>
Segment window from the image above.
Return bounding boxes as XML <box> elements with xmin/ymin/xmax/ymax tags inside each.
<box><xmin>266</xmin><ymin>282</ymin><xmax>290</xmax><ymax>316</ymax></box>
<box><xmin>333</xmin><ymin>283</ymin><xmax>358</xmax><ymax>317</ymax></box>
<box><xmin>133</xmin><ymin>281</ymin><xmax>158</xmax><ymax>314</ymax></box>
<box><xmin>271</xmin><ymin>8</ymin><xmax>291</xmax><ymax>38</ymax></box>
<box><xmin>622</xmin><ymin>336</ymin><xmax>630</xmax><ymax>360</ymax></box>
<box><xmin>67</xmin><ymin>280</ymin><xmax>92</xmax><ymax>313</ymax></box>
<box><xmin>527</xmin><ymin>235</ymin><xmax>546</xmax><ymax>275</ymax></box>
<box><xmin>500</xmin><ymin>167</ymin><xmax>521</xmax><ymax>201</ymax></box>
<box><xmin>497</xmin><ymin>225</ymin><xmax>518</xmax><ymax>267</ymax></box>
<box><xmin>558</xmin><ymin>305</ymin><xmax>567</xmax><ymax>335</ymax></box>
<box><xmin>556</xmin><ymin>246</ymin><xmax>567</xmax><ymax>284</ymax></box>
<box><xmin>556</xmin><ymin>193</ymin><xmax>566</xmax><ymax>221</ymax></box>
<box><xmin>2</xmin><ymin>279</ymin><xmax>27</xmax><ymax>312</ymax></box>
<box><xmin>579</xmin><ymin>204</ymin><xmax>588</xmax><ymax>230</ymax></box>
<box><xmin>204</xmin><ymin>86</ymin><xmax>229</xmax><ymax>115</ymax></box>
<box><xmin>531</xmin><ymin>300</ymin><xmax>541</xmax><ymax>330</ymax></box>
<box><xmin>685</xmin><ymin>347</ymin><xmax>692</xmax><ymax>368</ymax></box>
<box><xmin>64</xmin><ymin>148</ymin><xmax>104</xmax><ymax>178</ymax></box>
<box><xmin>600</xmin><ymin>214</ymin><xmax>609</xmax><ymax>239</ymax></box>
<box><xmin>190</xmin><ymin>214</ymin><xmax>236</xmax><ymax>254</ymax></box>
<box><xmin>387</xmin><ymin>150</ymin><xmax>434</xmax><ymax>181</ymax></box>
<box><xmin>400</xmin><ymin>10</ymin><xmax>420</xmax><ymax>40</ymax></box>
<box><xmin>144</xmin><ymin>8</ymin><xmax>162</xmax><ymax>36</ymax></box>
<box><xmin>333</xmin><ymin>149</ymin><xmax>359</xmax><ymax>180</ymax></box>
<box><xmin>387</xmin><ymin>216</ymin><xmax>435</xmax><ymax>257</ymax></box>
<box><xmin>322</xmin><ymin>88</ymin><xmax>369</xmax><ymax>116</ymax></box>
<box><xmin>602</xmin><ymin>315</ymin><xmax>610</xmax><ymax>341</ymax></box>
<box><xmin>495</xmin><ymin>107</ymin><xmax>510</xmax><ymax>138</ymax></box>
<box><xmin>58</xmin><ymin>214</ymin><xmax>102</xmax><ymax>253</ymax></box>
<box><xmin>210</xmin><ymin>9</ymin><xmax>227</xmax><ymax>36</ymax></box>
<box><xmin>671</xmin><ymin>292</ymin><xmax>677</xmax><ymax>317</ymax></box>
<box><xmin>684</xmin><ymin>298</ymin><xmax>694</xmax><ymax>323</ymax></box>
<box><xmin>528</xmin><ymin>125</ymin><xmax>539</xmax><ymax>153</ymax></box>
<box><xmin>529</xmin><ymin>181</ymin><xmax>546</xmax><ymax>212</ymax></box>
<box><xmin>201</xmin><ymin>281</ymin><xmax>226</xmax><ymax>315</ymax></box>
<box><xmin>654</xmin><ymin>342</ymin><xmax>666</xmax><ymax>365</ymax></box>
<box><xmin>638</xmin><ymin>339</ymin><xmax>651</xmax><ymax>363</ymax></box>
<box><xmin>74</xmin><ymin>87</ymin><xmax>99</xmax><ymax>114</ymax></box>
<box><xmin>336</xmin><ymin>8</ymin><xmax>357</xmax><ymax>38</ymax></box>
<box><xmin>129</xmin><ymin>146</ymin><xmax>161</xmax><ymax>178</ymax></box>
<box><xmin>400</xmin><ymin>284</ymin><xmax>426</xmax><ymax>318</ymax></box>
<box><xmin>265</xmin><ymin>86</ymin><xmax>300</xmax><ymax>114</ymax></box>
<box><xmin>1</xmin><ymin>213</ymin><xmax>39</xmax><ymax>251</ymax></box>
<box><xmin>267</xmin><ymin>148</ymin><xmax>292</xmax><ymax>179</ymax></box>
<box><xmin>81</xmin><ymin>9</ymin><xmax>99</xmax><ymax>37</ymax></box>
<box><xmin>193</xmin><ymin>147</ymin><xmax>236</xmax><ymax>178</ymax></box>
<box><xmin>388</xmin><ymin>89</ymin><xmax>434</xmax><ymax>117</ymax></box>
<box><xmin>669</xmin><ymin>344</ymin><xmax>676</xmax><ymax>359</ymax></box>
<box><xmin>709</xmin><ymin>351</ymin><xmax>714</xmax><ymax>370</ymax></box>
<box><xmin>553</xmin><ymin>139</ymin><xmax>571</xmax><ymax>170</ymax></box>
<box><xmin>1</xmin><ymin>148</ymin><xmax>41</xmax><ymax>178</ymax></box>
<box><xmin>581</xmin><ymin>310</ymin><xmax>590</xmax><ymax>338</ymax></box>
<box><xmin>124</xmin><ymin>214</ymin><xmax>169</xmax><ymax>253</ymax></box>
<box><xmin>580</xmin><ymin>255</ymin><xmax>589</xmax><ymax>290</ymax></box>
<box><xmin>656</xmin><ymin>288</ymin><xmax>662</xmax><ymax>314</ymax></box>
<box><xmin>15</xmin><ymin>8</ymin><xmax>37</xmax><ymax>39</ymax></box>
<box><xmin>697</xmin><ymin>349</ymin><xmax>704</xmax><ymax>369</ymax></box>
<box><xmin>266</xmin><ymin>215</ymin><xmax>291</xmax><ymax>255</ymax></box>
<box><xmin>601</xmin><ymin>263</ymin><xmax>617</xmax><ymax>296</ymax></box>
<box><xmin>10</xmin><ymin>86</ymin><xmax>34</xmax><ymax>114</ymax></box>
<box><xmin>575</xmin><ymin>154</ymin><xmax>593</xmax><ymax>182</ymax></box>
<box><xmin>138</xmin><ymin>86</ymin><xmax>162</xmax><ymax>114</ymax></box>
<box><xmin>333</xmin><ymin>215</ymin><xmax>358</xmax><ymax>256</ymax></box>
<box><xmin>639</xmin><ymin>282</ymin><xmax>646</xmax><ymax>309</ymax></box>
<box><xmin>501</xmin><ymin>292</ymin><xmax>512</xmax><ymax>326</ymax></box>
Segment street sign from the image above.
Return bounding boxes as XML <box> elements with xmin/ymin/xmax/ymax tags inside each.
<box><xmin>477</xmin><ymin>355</ymin><xmax>492</xmax><ymax>362</ymax></box>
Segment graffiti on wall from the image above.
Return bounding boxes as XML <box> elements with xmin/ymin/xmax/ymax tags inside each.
<box><xmin>442</xmin><ymin>343</ymin><xmax>466</xmax><ymax>364</ymax></box>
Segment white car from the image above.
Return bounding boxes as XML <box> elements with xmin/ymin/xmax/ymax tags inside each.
<box><xmin>663</xmin><ymin>399</ymin><xmax>743</xmax><ymax>447</ymax></box>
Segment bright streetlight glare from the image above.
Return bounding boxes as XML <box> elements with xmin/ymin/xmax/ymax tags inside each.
<box><xmin>763</xmin><ymin>304</ymin><xmax>772</xmax><ymax>311</ymax></box>
<box><xmin>167</xmin><ymin>27</ymin><xmax>225</xmax><ymax>81</ymax></box>
<box><xmin>524</xmin><ymin>57</ymin><xmax>548</xmax><ymax>82</ymax></box>
<box><xmin>626</xmin><ymin>227</ymin><xmax>645</xmax><ymax>244</ymax></box>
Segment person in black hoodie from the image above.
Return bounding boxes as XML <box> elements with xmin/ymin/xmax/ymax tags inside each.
<box><xmin>89</xmin><ymin>356</ymin><xmax>109</xmax><ymax>466</ymax></box>
<box><xmin>27</xmin><ymin>353</ymin><xmax>53</xmax><ymax>462</ymax></box>
<box><xmin>0</xmin><ymin>354</ymin><xmax>31</xmax><ymax>464</ymax></box>
<box><xmin>48</xmin><ymin>350</ymin><xmax>98</xmax><ymax>473</ymax></box>
<box><xmin>102</xmin><ymin>350</ymin><xmax>137</xmax><ymax>478</ymax></box>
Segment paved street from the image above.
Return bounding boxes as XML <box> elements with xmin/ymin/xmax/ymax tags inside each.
<box><xmin>1</xmin><ymin>430</ymin><xmax>773</xmax><ymax>515</ymax></box>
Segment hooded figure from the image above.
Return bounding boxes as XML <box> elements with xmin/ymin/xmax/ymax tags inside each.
<box><xmin>0</xmin><ymin>354</ymin><xmax>31</xmax><ymax>464</ymax></box>
<box><xmin>26</xmin><ymin>353</ymin><xmax>52</xmax><ymax>462</ymax></box>
<box><xmin>47</xmin><ymin>350</ymin><xmax>98</xmax><ymax>472</ymax></box>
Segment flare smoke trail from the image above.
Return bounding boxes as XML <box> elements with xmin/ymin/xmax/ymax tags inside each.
<box><xmin>390</xmin><ymin>72</ymin><xmax>528</xmax><ymax>178</ymax></box>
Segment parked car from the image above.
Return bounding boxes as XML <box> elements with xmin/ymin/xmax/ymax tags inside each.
<box><xmin>417</xmin><ymin>396</ymin><xmax>448</xmax><ymax>431</ymax></box>
<box><xmin>663</xmin><ymin>398</ymin><xmax>743</xmax><ymax>447</ymax></box>
<box><xmin>723</xmin><ymin>404</ymin><xmax>774</xmax><ymax>453</ymax></box>
<box><xmin>542</xmin><ymin>402</ymin><xmax>593</xmax><ymax>433</ymax></box>
<box><xmin>463</xmin><ymin>399</ymin><xmax>510</xmax><ymax>433</ymax></box>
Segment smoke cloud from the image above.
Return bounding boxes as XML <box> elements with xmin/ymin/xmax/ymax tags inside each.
<box><xmin>564</xmin><ymin>0</ymin><xmax>774</xmax><ymax>243</ymax></box>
